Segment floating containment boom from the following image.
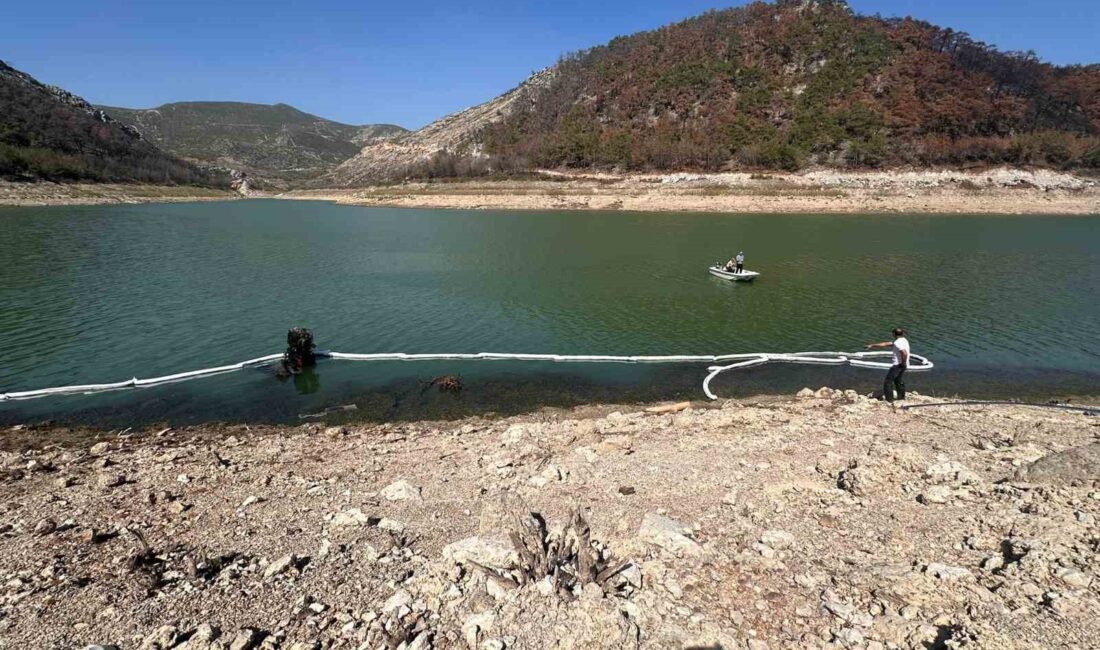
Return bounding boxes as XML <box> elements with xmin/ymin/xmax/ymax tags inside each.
<box><xmin>0</xmin><ymin>350</ymin><xmax>933</xmax><ymax>402</ymax></box>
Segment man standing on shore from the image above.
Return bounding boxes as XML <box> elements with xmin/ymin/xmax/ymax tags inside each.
<box><xmin>866</xmin><ymin>327</ymin><xmax>909</xmax><ymax>402</ymax></box>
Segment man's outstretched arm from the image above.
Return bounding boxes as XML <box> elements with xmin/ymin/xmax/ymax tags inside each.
<box><xmin>865</xmin><ymin>341</ymin><xmax>892</xmax><ymax>350</ymax></box>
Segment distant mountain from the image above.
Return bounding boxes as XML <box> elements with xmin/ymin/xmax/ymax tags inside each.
<box><xmin>330</xmin><ymin>0</ymin><xmax>1099</xmax><ymax>185</ymax></box>
<box><xmin>99</xmin><ymin>101</ymin><xmax>407</xmax><ymax>187</ymax></box>
<box><xmin>0</xmin><ymin>61</ymin><xmax>229</xmax><ymax>187</ymax></box>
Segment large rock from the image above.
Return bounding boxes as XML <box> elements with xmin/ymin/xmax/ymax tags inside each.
<box><xmin>138</xmin><ymin>626</ymin><xmax>179</xmax><ymax>650</ymax></box>
<box><xmin>638</xmin><ymin>513</ymin><xmax>702</xmax><ymax>557</ymax></box>
<box><xmin>380</xmin><ymin>479</ymin><xmax>423</xmax><ymax>502</ymax></box>
<box><xmin>1016</xmin><ymin>444</ymin><xmax>1100</xmax><ymax>486</ymax></box>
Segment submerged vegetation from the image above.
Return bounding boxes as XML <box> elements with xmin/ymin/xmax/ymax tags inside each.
<box><xmin>479</xmin><ymin>0</ymin><xmax>1100</xmax><ymax>173</ymax></box>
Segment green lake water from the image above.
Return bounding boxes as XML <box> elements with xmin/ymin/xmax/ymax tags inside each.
<box><xmin>1</xmin><ymin>199</ymin><xmax>1097</xmax><ymax>426</ymax></box>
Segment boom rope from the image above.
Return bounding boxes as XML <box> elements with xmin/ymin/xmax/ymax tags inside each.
<box><xmin>0</xmin><ymin>350</ymin><xmax>933</xmax><ymax>403</ymax></box>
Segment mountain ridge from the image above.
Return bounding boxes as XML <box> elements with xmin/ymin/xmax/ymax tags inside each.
<box><xmin>0</xmin><ymin>61</ymin><xmax>229</xmax><ymax>187</ymax></box>
<box><xmin>99</xmin><ymin>101</ymin><xmax>407</xmax><ymax>188</ymax></box>
<box><xmin>328</xmin><ymin>0</ymin><xmax>1099</xmax><ymax>186</ymax></box>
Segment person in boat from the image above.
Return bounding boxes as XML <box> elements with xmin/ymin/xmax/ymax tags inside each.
<box><xmin>735</xmin><ymin>251</ymin><xmax>745</xmax><ymax>274</ymax></box>
<box><xmin>724</xmin><ymin>257</ymin><xmax>738</xmax><ymax>272</ymax></box>
<box><xmin>865</xmin><ymin>327</ymin><xmax>910</xmax><ymax>402</ymax></box>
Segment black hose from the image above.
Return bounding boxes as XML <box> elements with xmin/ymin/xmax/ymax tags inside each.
<box><xmin>901</xmin><ymin>400</ymin><xmax>1100</xmax><ymax>415</ymax></box>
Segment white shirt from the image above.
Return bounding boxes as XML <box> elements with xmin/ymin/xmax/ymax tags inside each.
<box><xmin>892</xmin><ymin>337</ymin><xmax>911</xmax><ymax>367</ymax></box>
<box><xmin>736</xmin><ymin>254</ymin><xmax>744</xmax><ymax>263</ymax></box>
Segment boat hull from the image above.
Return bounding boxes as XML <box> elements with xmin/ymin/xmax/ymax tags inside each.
<box><xmin>709</xmin><ymin>266</ymin><xmax>759</xmax><ymax>282</ymax></box>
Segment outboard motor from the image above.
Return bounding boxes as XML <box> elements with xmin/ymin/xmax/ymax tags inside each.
<box><xmin>280</xmin><ymin>327</ymin><xmax>316</xmax><ymax>375</ymax></box>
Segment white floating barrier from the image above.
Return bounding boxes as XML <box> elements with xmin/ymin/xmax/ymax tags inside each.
<box><xmin>0</xmin><ymin>349</ymin><xmax>933</xmax><ymax>403</ymax></box>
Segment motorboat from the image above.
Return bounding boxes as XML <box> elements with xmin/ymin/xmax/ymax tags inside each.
<box><xmin>709</xmin><ymin>265</ymin><xmax>759</xmax><ymax>282</ymax></box>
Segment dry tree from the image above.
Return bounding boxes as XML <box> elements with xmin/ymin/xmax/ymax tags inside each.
<box><xmin>473</xmin><ymin>508</ymin><xmax>634</xmax><ymax>599</ymax></box>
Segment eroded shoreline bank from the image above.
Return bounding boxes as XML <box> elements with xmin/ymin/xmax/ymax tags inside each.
<box><xmin>0</xmin><ymin>181</ymin><xmax>239</xmax><ymax>207</ymax></box>
<box><xmin>2</xmin><ymin>390</ymin><xmax>1097</xmax><ymax>648</ymax></box>
<box><xmin>282</xmin><ymin>168</ymin><xmax>1100</xmax><ymax>215</ymax></box>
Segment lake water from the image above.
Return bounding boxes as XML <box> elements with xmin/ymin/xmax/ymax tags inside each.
<box><xmin>1</xmin><ymin>200</ymin><xmax>1097</xmax><ymax>427</ymax></box>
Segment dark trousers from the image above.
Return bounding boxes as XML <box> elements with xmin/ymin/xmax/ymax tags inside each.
<box><xmin>736</xmin><ymin>263</ymin><xmax>743</xmax><ymax>273</ymax></box>
<box><xmin>884</xmin><ymin>364</ymin><xmax>906</xmax><ymax>402</ymax></box>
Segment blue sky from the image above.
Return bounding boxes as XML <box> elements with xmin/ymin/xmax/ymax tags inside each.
<box><xmin>3</xmin><ymin>1</ymin><xmax>1097</xmax><ymax>129</ymax></box>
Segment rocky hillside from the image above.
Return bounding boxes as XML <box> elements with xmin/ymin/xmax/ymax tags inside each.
<box><xmin>0</xmin><ymin>61</ymin><xmax>229</xmax><ymax>188</ymax></box>
<box><xmin>332</xmin><ymin>0</ymin><xmax>1099</xmax><ymax>185</ymax></box>
<box><xmin>100</xmin><ymin>102</ymin><xmax>407</xmax><ymax>188</ymax></box>
<box><xmin>1</xmin><ymin>392</ymin><xmax>1097</xmax><ymax>648</ymax></box>
<box><xmin>478</xmin><ymin>0</ymin><xmax>1100</xmax><ymax>173</ymax></box>
<box><xmin>325</xmin><ymin>70</ymin><xmax>554</xmax><ymax>186</ymax></box>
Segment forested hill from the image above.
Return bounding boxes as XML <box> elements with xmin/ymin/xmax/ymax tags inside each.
<box><xmin>99</xmin><ymin>102</ymin><xmax>407</xmax><ymax>187</ymax></box>
<box><xmin>0</xmin><ymin>61</ymin><xmax>229</xmax><ymax>187</ymax></box>
<box><xmin>478</xmin><ymin>0</ymin><xmax>1100</xmax><ymax>173</ymax></box>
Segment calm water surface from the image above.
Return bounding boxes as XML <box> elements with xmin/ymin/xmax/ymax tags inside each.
<box><xmin>1</xmin><ymin>200</ymin><xmax>1097</xmax><ymax>426</ymax></box>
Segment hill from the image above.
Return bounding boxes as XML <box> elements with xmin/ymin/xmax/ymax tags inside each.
<box><xmin>325</xmin><ymin>70</ymin><xmax>553</xmax><ymax>186</ymax></box>
<box><xmin>0</xmin><ymin>61</ymin><xmax>229</xmax><ymax>187</ymax></box>
<box><xmin>330</xmin><ymin>0</ymin><xmax>1099</xmax><ymax>185</ymax></box>
<box><xmin>99</xmin><ymin>102</ymin><xmax>407</xmax><ymax>187</ymax></box>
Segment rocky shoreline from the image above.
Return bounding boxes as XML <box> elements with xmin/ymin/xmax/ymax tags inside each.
<box><xmin>283</xmin><ymin>168</ymin><xmax>1100</xmax><ymax>215</ymax></box>
<box><xmin>0</xmin><ymin>182</ymin><xmax>239</xmax><ymax>207</ymax></box>
<box><xmin>1</xmin><ymin>390</ymin><xmax>1097</xmax><ymax>649</ymax></box>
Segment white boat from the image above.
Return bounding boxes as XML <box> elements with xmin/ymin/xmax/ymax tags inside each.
<box><xmin>709</xmin><ymin>265</ymin><xmax>759</xmax><ymax>282</ymax></box>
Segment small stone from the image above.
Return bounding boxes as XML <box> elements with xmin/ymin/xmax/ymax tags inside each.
<box><xmin>638</xmin><ymin>513</ymin><xmax>702</xmax><ymax>557</ymax></box>
<box><xmin>228</xmin><ymin>629</ymin><xmax>258</xmax><ymax>650</ymax></box>
<box><xmin>837</xmin><ymin>465</ymin><xmax>872</xmax><ymax>496</ymax></box>
<box><xmin>380</xmin><ymin>479</ymin><xmax>423</xmax><ymax>502</ymax></box>
<box><xmin>168</xmin><ymin>501</ymin><xmax>190</xmax><ymax>515</ymax></box>
<box><xmin>34</xmin><ymin>518</ymin><xmax>57</xmax><ymax>536</ymax></box>
<box><xmin>528</xmin><ymin>576</ymin><xmax>552</xmax><ymax>597</ymax></box>
<box><xmin>239</xmin><ymin>495</ymin><xmax>262</xmax><ymax>508</ymax></box>
<box><xmin>329</xmin><ymin>508</ymin><xmax>373</xmax><ymax>527</ymax></box>
<box><xmin>263</xmin><ymin>554</ymin><xmax>296</xmax><ymax>580</ymax></box>
<box><xmin>834</xmin><ymin>628</ymin><xmax>864</xmax><ymax>646</ymax></box>
<box><xmin>1056</xmin><ymin>567</ymin><xmax>1091</xmax><ymax>589</ymax></box>
<box><xmin>98</xmin><ymin>473</ymin><xmax>126</xmax><ymax>489</ymax></box>
<box><xmin>618</xmin><ymin>486</ymin><xmax>636</xmax><ymax>495</ymax></box>
<box><xmin>89</xmin><ymin>441</ymin><xmax>110</xmax><ymax>455</ymax></box>
<box><xmin>443</xmin><ymin>536</ymin><xmax>518</xmax><ymax>569</ymax></box>
<box><xmin>377</xmin><ymin>518</ymin><xmax>405</xmax><ymax>533</ymax></box>
<box><xmin>139</xmin><ymin>625</ymin><xmax>179</xmax><ymax>650</ymax></box>
<box><xmin>925</xmin><ymin>563</ymin><xmax>972</xmax><ymax>581</ymax></box>
<box><xmin>797</xmin><ymin>388</ymin><xmax>815</xmax><ymax>399</ymax></box>
<box><xmin>981</xmin><ymin>555</ymin><xmax>1005</xmax><ymax>571</ymax></box>
<box><xmin>645</xmin><ymin>401</ymin><xmax>690</xmax><ymax>414</ymax></box>
<box><xmin>760</xmin><ymin>529</ymin><xmax>795</xmax><ymax>550</ymax></box>
<box><xmin>917</xmin><ymin>485</ymin><xmax>953</xmax><ymax>505</ymax></box>
<box><xmin>925</xmin><ymin>460</ymin><xmax>980</xmax><ymax>485</ymax></box>
<box><xmin>463</xmin><ymin>612</ymin><xmax>496</xmax><ymax>648</ymax></box>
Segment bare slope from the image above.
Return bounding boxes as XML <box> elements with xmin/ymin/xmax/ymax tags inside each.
<box><xmin>325</xmin><ymin>70</ymin><xmax>553</xmax><ymax>186</ymax></box>
<box><xmin>1</xmin><ymin>392</ymin><xmax>1097</xmax><ymax>648</ymax></box>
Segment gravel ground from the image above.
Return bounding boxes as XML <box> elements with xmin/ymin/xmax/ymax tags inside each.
<box><xmin>1</xmin><ymin>390</ymin><xmax>1097</xmax><ymax>649</ymax></box>
<box><xmin>282</xmin><ymin>168</ymin><xmax>1100</xmax><ymax>215</ymax></box>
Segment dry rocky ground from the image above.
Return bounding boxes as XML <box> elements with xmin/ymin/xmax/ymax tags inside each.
<box><xmin>285</xmin><ymin>168</ymin><xmax>1100</xmax><ymax>215</ymax></box>
<box><xmin>0</xmin><ymin>182</ymin><xmax>239</xmax><ymax>207</ymax></box>
<box><xmin>1</xmin><ymin>390</ymin><xmax>1097</xmax><ymax>649</ymax></box>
